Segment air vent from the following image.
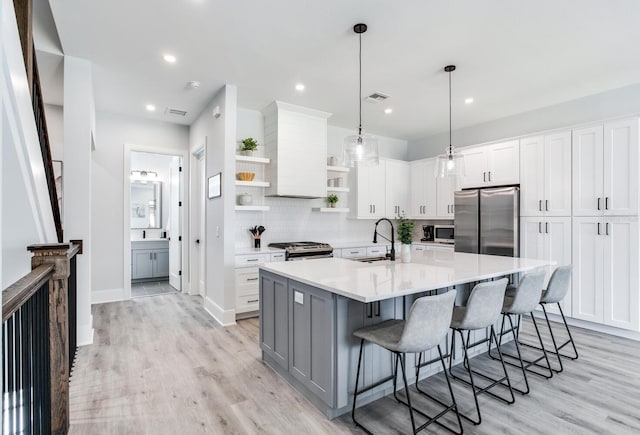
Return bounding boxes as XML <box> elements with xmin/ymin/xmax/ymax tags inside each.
<box><xmin>166</xmin><ymin>108</ymin><xmax>187</xmax><ymax>116</ymax></box>
<box><xmin>365</xmin><ymin>92</ymin><xmax>390</xmax><ymax>103</ymax></box>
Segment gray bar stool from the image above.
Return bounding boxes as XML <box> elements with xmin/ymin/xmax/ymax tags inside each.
<box><xmin>351</xmin><ymin>291</ymin><xmax>463</xmax><ymax>435</ymax></box>
<box><xmin>490</xmin><ymin>269</ymin><xmax>552</xmax><ymax>394</ymax></box>
<box><xmin>518</xmin><ymin>265</ymin><xmax>578</xmax><ymax>373</ymax></box>
<box><xmin>447</xmin><ymin>278</ymin><xmax>514</xmax><ymax>426</ymax></box>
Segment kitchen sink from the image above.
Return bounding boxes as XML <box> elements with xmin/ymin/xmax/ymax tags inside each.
<box><xmin>353</xmin><ymin>256</ymin><xmax>391</xmax><ymax>263</ymax></box>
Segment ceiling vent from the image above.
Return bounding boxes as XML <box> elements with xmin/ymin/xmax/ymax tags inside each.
<box><xmin>365</xmin><ymin>92</ymin><xmax>390</xmax><ymax>103</ymax></box>
<box><xmin>166</xmin><ymin>108</ymin><xmax>187</xmax><ymax>116</ymax></box>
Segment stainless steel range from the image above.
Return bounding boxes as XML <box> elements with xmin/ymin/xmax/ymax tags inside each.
<box><xmin>268</xmin><ymin>241</ymin><xmax>333</xmax><ymax>261</ymax></box>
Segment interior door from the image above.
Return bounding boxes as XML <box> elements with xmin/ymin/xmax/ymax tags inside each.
<box><xmin>169</xmin><ymin>156</ymin><xmax>182</xmax><ymax>291</ymax></box>
<box><xmin>199</xmin><ymin>155</ymin><xmax>205</xmax><ymax>296</ymax></box>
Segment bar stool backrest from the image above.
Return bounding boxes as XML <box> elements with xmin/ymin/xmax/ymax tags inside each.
<box><xmin>459</xmin><ymin>279</ymin><xmax>509</xmax><ymax>330</ymax></box>
<box><xmin>506</xmin><ymin>269</ymin><xmax>546</xmax><ymax>314</ymax></box>
<box><xmin>396</xmin><ymin>291</ymin><xmax>457</xmax><ymax>354</ymax></box>
<box><xmin>541</xmin><ymin>265</ymin><xmax>572</xmax><ymax>304</ymax></box>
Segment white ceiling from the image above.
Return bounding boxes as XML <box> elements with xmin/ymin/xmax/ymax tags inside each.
<box><xmin>45</xmin><ymin>0</ymin><xmax>640</xmax><ymax>140</ymax></box>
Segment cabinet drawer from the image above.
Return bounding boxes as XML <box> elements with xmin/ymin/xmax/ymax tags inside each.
<box><xmin>340</xmin><ymin>247</ymin><xmax>367</xmax><ymax>258</ymax></box>
<box><xmin>236</xmin><ymin>294</ymin><xmax>260</xmax><ymax>313</ymax></box>
<box><xmin>366</xmin><ymin>246</ymin><xmax>387</xmax><ymax>257</ymax></box>
<box><xmin>270</xmin><ymin>252</ymin><xmax>286</xmax><ymax>262</ymax></box>
<box><xmin>235</xmin><ymin>254</ymin><xmax>269</xmax><ymax>267</ymax></box>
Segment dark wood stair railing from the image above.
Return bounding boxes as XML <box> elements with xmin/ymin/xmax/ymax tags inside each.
<box><xmin>2</xmin><ymin>241</ymin><xmax>82</xmax><ymax>435</ymax></box>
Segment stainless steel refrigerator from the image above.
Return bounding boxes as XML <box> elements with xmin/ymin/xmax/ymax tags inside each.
<box><xmin>454</xmin><ymin>186</ymin><xmax>519</xmax><ymax>257</ymax></box>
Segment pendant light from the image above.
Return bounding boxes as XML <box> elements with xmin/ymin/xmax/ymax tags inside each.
<box><xmin>436</xmin><ymin>65</ymin><xmax>465</xmax><ymax>178</ymax></box>
<box><xmin>343</xmin><ymin>23</ymin><xmax>379</xmax><ymax>167</ymax></box>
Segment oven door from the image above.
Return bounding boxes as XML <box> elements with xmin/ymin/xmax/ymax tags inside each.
<box><xmin>287</xmin><ymin>253</ymin><xmax>334</xmax><ymax>261</ymax></box>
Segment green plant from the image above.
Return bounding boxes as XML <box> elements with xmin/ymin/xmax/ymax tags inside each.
<box><xmin>327</xmin><ymin>194</ymin><xmax>339</xmax><ymax>205</ymax></box>
<box><xmin>396</xmin><ymin>212</ymin><xmax>414</xmax><ymax>245</ymax></box>
<box><xmin>240</xmin><ymin>137</ymin><xmax>259</xmax><ymax>152</ymax></box>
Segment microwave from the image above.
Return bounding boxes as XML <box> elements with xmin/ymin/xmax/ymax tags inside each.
<box><xmin>434</xmin><ymin>225</ymin><xmax>455</xmax><ymax>244</ymax></box>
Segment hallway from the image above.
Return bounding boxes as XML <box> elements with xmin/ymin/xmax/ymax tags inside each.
<box><xmin>69</xmin><ymin>293</ymin><xmax>640</xmax><ymax>434</ymax></box>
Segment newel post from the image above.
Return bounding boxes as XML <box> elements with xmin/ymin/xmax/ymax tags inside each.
<box><xmin>27</xmin><ymin>242</ymin><xmax>73</xmax><ymax>435</ymax></box>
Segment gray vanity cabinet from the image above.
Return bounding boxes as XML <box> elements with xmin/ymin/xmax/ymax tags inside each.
<box><xmin>288</xmin><ymin>280</ymin><xmax>335</xmax><ymax>406</ymax></box>
<box><xmin>260</xmin><ymin>272</ymin><xmax>289</xmax><ymax>370</ymax></box>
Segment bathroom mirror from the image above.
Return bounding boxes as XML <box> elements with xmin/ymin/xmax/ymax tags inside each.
<box><xmin>130</xmin><ymin>181</ymin><xmax>162</xmax><ymax>229</ymax></box>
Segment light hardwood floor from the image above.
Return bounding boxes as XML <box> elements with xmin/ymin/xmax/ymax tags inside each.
<box><xmin>70</xmin><ymin>293</ymin><xmax>640</xmax><ymax>434</ymax></box>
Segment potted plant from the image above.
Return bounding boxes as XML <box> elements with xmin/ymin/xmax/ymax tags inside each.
<box><xmin>396</xmin><ymin>212</ymin><xmax>415</xmax><ymax>263</ymax></box>
<box><xmin>327</xmin><ymin>194</ymin><xmax>339</xmax><ymax>208</ymax></box>
<box><xmin>240</xmin><ymin>137</ymin><xmax>259</xmax><ymax>155</ymax></box>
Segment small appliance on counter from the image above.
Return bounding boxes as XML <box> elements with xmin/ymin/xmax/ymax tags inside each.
<box><xmin>421</xmin><ymin>225</ymin><xmax>434</xmax><ymax>242</ymax></box>
<box><xmin>434</xmin><ymin>225</ymin><xmax>455</xmax><ymax>244</ymax></box>
<box><xmin>267</xmin><ymin>241</ymin><xmax>333</xmax><ymax>261</ymax></box>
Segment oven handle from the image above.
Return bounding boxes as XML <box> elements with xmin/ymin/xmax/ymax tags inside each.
<box><xmin>287</xmin><ymin>253</ymin><xmax>334</xmax><ymax>261</ymax></box>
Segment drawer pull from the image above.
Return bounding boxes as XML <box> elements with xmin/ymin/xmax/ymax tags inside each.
<box><xmin>246</xmin><ymin>277</ymin><xmax>259</xmax><ymax>281</ymax></box>
<box><xmin>350</xmin><ymin>251</ymin><xmax>359</xmax><ymax>254</ymax></box>
<box><xmin>246</xmin><ymin>258</ymin><xmax>259</xmax><ymax>262</ymax></box>
<box><xmin>247</xmin><ymin>299</ymin><xmax>259</xmax><ymax>304</ymax></box>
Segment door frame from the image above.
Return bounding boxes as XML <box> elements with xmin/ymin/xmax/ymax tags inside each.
<box><xmin>190</xmin><ymin>145</ymin><xmax>206</xmax><ymax>297</ymax></box>
<box><xmin>123</xmin><ymin>144</ymin><xmax>190</xmax><ymax>300</ymax></box>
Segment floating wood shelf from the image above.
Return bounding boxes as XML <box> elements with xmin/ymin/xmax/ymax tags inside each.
<box><xmin>236</xmin><ymin>180</ymin><xmax>270</xmax><ymax>188</ymax></box>
<box><xmin>326</xmin><ymin>187</ymin><xmax>350</xmax><ymax>193</ymax></box>
<box><xmin>312</xmin><ymin>207</ymin><xmax>350</xmax><ymax>213</ymax></box>
<box><xmin>235</xmin><ymin>205</ymin><xmax>270</xmax><ymax>212</ymax></box>
<box><xmin>235</xmin><ymin>155</ymin><xmax>270</xmax><ymax>164</ymax></box>
<box><xmin>327</xmin><ymin>165</ymin><xmax>350</xmax><ymax>173</ymax></box>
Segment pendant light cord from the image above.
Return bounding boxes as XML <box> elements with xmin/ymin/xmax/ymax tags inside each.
<box><xmin>358</xmin><ymin>32</ymin><xmax>362</xmax><ymax>138</ymax></box>
<box><xmin>448</xmin><ymin>69</ymin><xmax>452</xmax><ymax>154</ymax></box>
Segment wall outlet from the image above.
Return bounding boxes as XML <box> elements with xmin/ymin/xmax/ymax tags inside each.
<box><xmin>294</xmin><ymin>291</ymin><xmax>304</xmax><ymax>305</ymax></box>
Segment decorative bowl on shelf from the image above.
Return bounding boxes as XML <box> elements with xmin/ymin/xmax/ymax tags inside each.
<box><xmin>236</xmin><ymin>172</ymin><xmax>256</xmax><ymax>181</ymax></box>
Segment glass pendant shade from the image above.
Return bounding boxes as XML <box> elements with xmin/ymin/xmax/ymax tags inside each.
<box><xmin>343</xmin><ymin>133</ymin><xmax>379</xmax><ymax>167</ymax></box>
<box><xmin>435</xmin><ymin>148</ymin><xmax>465</xmax><ymax>177</ymax></box>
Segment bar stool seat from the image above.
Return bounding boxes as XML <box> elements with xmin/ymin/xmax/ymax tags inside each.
<box><xmin>351</xmin><ymin>291</ymin><xmax>463</xmax><ymax>435</ymax></box>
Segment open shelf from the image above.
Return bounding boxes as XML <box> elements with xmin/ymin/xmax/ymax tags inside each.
<box><xmin>327</xmin><ymin>165</ymin><xmax>350</xmax><ymax>173</ymax></box>
<box><xmin>312</xmin><ymin>207</ymin><xmax>350</xmax><ymax>213</ymax></box>
<box><xmin>327</xmin><ymin>187</ymin><xmax>350</xmax><ymax>193</ymax></box>
<box><xmin>236</xmin><ymin>180</ymin><xmax>270</xmax><ymax>188</ymax></box>
<box><xmin>235</xmin><ymin>205</ymin><xmax>270</xmax><ymax>212</ymax></box>
<box><xmin>235</xmin><ymin>155</ymin><xmax>270</xmax><ymax>164</ymax></box>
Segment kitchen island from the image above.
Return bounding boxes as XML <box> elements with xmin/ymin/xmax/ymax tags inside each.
<box><xmin>259</xmin><ymin>250</ymin><xmax>553</xmax><ymax>419</ymax></box>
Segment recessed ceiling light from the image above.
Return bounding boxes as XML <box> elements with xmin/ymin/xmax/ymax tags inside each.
<box><xmin>464</xmin><ymin>97</ymin><xmax>474</xmax><ymax>104</ymax></box>
<box><xmin>145</xmin><ymin>104</ymin><xmax>156</xmax><ymax>112</ymax></box>
<box><xmin>163</xmin><ymin>54</ymin><xmax>177</xmax><ymax>63</ymax></box>
<box><xmin>384</xmin><ymin>108</ymin><xmax>393</xmax><ymax>114</ymax></box>
<box><xmin>295</xmin><ymin>83</ymin><xmax>305</xmax><ymax>91</ymax></box>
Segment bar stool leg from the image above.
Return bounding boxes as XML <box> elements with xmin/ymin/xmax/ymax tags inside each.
<box><xmin>351</xmin><ymin>339</ymin><xmax>371</xmax><ymax>434</ymax></box>
<box><xmin>489</xmin><ymin>314</ymin><xmax>530</xmax><ymax>394</ymax></box>
<box><xmin>541</xmin><ymin>305</ymin><xmax>565</xmax><ymax>373</ymax></box>
<box><xmin>557</xmin><ymin>303</ymin><xmax>579</xmax><ymax>359</ymax></box>
<box><xmin>399</xmin><ymin>353</ymin><xmax>417</xmax><ymax>433</ymax></box>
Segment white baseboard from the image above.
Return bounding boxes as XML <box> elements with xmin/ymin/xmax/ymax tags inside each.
<box><xmin>77</xmin><ymin>315</ymin><xmax>94</xmax><ymax>346</ymax></box>
<box><xmin>533</xmin><ymin>311</ymin><xmax>640</xmax><ymax>341</ymax></box>
<box><xmin>204</xmin><ymin>296</ymin><xmax>236</xmax><ymax>327</ymax></box>
<box><xmin>92</xmin><ymin>287</ymin><xmax>125</xmax><ymax>304</ymax></box>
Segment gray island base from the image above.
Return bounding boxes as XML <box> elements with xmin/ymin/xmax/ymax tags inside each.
<box><xmin>259</xmin><ymin>254</ymin><xmax>553</xmax><ymax>419</ymax></box>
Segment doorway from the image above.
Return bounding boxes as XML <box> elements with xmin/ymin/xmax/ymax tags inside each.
<box><xmin>128</xmin><ymin>151</ymin><xmax>183</xmax><ymax>298</ymax></box>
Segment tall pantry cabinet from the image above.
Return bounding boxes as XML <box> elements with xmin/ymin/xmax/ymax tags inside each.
<box><xmin>571</xmin><ymin>118</ymin><xmax>640</xmax><ymax>331</ymax></box>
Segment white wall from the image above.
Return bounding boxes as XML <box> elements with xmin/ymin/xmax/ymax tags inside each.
<box><xmin>408</xmin><ymin>83</ymin><xmax>640</xmax><ymax>160</ymax></box>
<box><xmin>91</xmin><ymin>112</ymin><xmax>188</xmax><ymax>302</ymax></box>
<box><xmin>190</xmin><ymin>85</ymin><xmax>238</xmax><ymax>326</ymax></box>
<box><xmin>234</xmin><ymin>107</ymin><xmax>409</xmax><ymax>250</ymax></box>
<box><xmin>44</xmin><ymin>103</ymin><xmax>63</xmax><ymax>160</ymax></box>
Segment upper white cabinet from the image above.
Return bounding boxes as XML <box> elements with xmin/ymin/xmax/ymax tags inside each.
<box><xmin>572</xmin><ymin>118</ymin><xmax>639</xmax><ymax>216</ymax></box>
<box><xmin>350</xmin><ymin>162</ymin><xmax>386</xmax><ymax>218</ymax></box>
<box><xmin>385</xmin><ymin>160</ymin><xmax>410</xmax><ymax>218</ymax></box>
<box><xmin>520</xmin><ymin>132</ymin><xmax>572</xmax><ymax>217</ymax></box>
<box><xmin>409</xmin><ymin>159</ymin><xmax>437</xmax><ymax>218</ymax></box>
<box><xmin>436</xmin><ymin>175</ymin><xmax>456</xmax><ymax>218</ymax></box>
<box><xmin>459</xmin><ymin>140</ymin><xmax>519</xmax><ymax>189</ymax></box>
<box><xmin>263</xmin><ymin>101</ymin><xmax>331</xmax><ymax>198</ymax></box>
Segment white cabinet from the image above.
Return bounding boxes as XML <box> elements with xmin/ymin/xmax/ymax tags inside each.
<box><xmin>235</xmin><ymin>253</ymin><xmax>271</xmax><ymax>314</ymax></box>
<box><xmin>459</xmin><ymin>140</ymin><xmax>519</xmax><ymax>189</ymax></box>
<box><xmin>385</xmin><ymin>160</ymin><xmax>410</xmax><ymax>218</ymax></box>
<box><xmin>573</xmin><ymin>118</ymin><xmax>640</xmax><ymax>217</ymax></box>
<box><xmin>436</xmin><ymin>175</ymin><xmax>456</xmax><ymax>218</ymax></box>
<box><xmin>349</xmin><ymin>162</ymin><xmax>386</xmax><ymax>219</ymax></box>
<box><xmin>572</xmin><ymin>216</ymin><xmax>639</xmax><ymax>331</ymax></box>
<box><xmin>521</xmin><ymin>217</ymin><xmax>572</xmax><ymax>315</ymax></box>
<box><xmin>409</xmin><ymin>159</ymin><xmax>437</xmax><ymax>218</ymax></box>
<box><xmin>520</xmin><ymin>133</ymin><xmax>572</xmax><ymax>217</ymax></box>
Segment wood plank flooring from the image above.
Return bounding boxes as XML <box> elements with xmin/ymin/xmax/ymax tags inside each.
<box><xmin>69</xmin><ymin>293</ymin><xmax>640</xmax><ymax>434</ymax></box>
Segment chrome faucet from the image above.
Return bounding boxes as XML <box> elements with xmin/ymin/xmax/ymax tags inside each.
<box><xmin>373</xmin><ymin>218</ymin><xmax>395</xmax><ymax>261</ymax></box>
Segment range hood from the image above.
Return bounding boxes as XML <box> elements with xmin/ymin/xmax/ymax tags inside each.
<box><xmin>262</xmin><ymin>101</ymin><xmax>331</xmax><ymax>198</ymax></box>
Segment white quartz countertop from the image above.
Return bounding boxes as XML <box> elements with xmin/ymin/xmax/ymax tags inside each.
<box><xmin>260</xmin><ymin>251</ymin><xmax>554</xmax><ymax>302</ymax></box>
<box><xmin>235</xmin><ymin>246</ymin><xmax>284</xmax><ymax>255</ymax></box>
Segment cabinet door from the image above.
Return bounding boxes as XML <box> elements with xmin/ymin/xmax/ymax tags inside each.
<box><xmin>436</xmin><ymin>175</ymin><xmax>456</xmax><ymax>218</ymax></box>
<box><xmin>603</xmin><ymin>118</ymin><xmax>639</xmax><ymax>216</ymax></box>
<box><xmin>132</xmin><ymin>250</ymin><xmax>154</xmax><ymax>279</ymax></box>
<box><xmin>385</xmin><ymin>160</ymin><xmax>410</xmax><ymax>218</ymax></box>
<box><xmin>487</xmin><ymin>140</ymin><xmax>520</xmax><ymax>186</ymax></box>
<box><xmin>603</xmin><ymin>218</ymin><xmax>639</xmax><ymax>331</ymax></box>
<box><xmin>521</xmin><ymin>217</ymin><xmax>545</xmax><ymax>261</ymax></box>
<box><xmin>543</xmin><ymin>217</ymin><xmax>572</xmax><ymax>316</ymax></box>
<box><xmin>154</xmin><ymin>249</ymin><xmax>170</xmax><ymax>278</ymax></box>
<box><xmin>519</xmin><ymin>136</ymin><xmax>545</xmax><ymax>217</ymax></box>
<box><xmin>260</xmin><ymin>272</ymin><xmax>289</xmax><ymax>370</ymax></box>
<box><xmin>460</xmin><ymin>147</ymin><xmax>487</xmax><ymax>188</ymax></box>
<box><xmin>572</xmin><ymin>126</ymin><xmax>604</xmax><ymax>216</ymax></box>
<box><xmin>544</xmin><ymin>132</ymin><xmax>572</xmax><ymax>216</ymax></box>
<box><xmin>410</xmin><ymin>161</ymin><xmax>425</xmax><ymax>218</ymax></box>
<box><xmin>289</xmin><ymin>281</ymin><xmax>334</xmax><ymax>405</ymax></box>
<box><xmin>571</xmin><ymin>217</ymin><xmax>604</xmax><ymax>323</ymax></box>
<box><xmin>363</xmin><ymin>300</ymin><xmax>396</xmax><ymax>390</ymax></box>
<box><xmin>356</xmin><ymin>163</ymin><xmax>386</xmax><ymax>218</ymax></box>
